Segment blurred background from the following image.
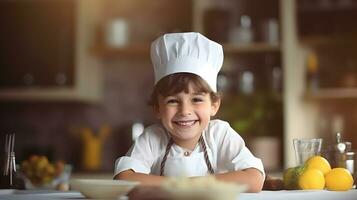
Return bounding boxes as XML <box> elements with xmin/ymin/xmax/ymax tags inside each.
<box><xmin>0</xmin><ymin>0</ymin><xmax>356</xmax><ymax>176</ymax></box>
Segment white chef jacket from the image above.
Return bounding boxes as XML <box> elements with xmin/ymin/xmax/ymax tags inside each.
<box><xmin>114</xmin><ymin>119</ymin><xmax>265</xmax><ymax>177</ymax></box>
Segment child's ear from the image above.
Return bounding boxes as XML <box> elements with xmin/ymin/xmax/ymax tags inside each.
<box><xmin>210</xmin><ymin>98</ymin><xmax>221</xmax><ymax>116</ymax></box>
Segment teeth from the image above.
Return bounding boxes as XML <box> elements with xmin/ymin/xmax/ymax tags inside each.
<box><xmin>175</xmin><ymin>120</ymin><xmax>196</xmax><ymax>126</ymax></box>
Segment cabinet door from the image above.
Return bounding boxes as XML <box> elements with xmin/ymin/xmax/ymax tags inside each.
<box><xmin>0</xmin><ymin>0</ymin><xmax>75</xmax><ymax>88</ymax></box>
<box><xmin>297</xmin><ymin>0</ymin><xmax>357</xmax><ymax>38</ymax></box>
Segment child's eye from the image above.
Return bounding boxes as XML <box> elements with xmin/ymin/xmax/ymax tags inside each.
<box><xmin>192</xmin><ymin>97</ymin><xmax>204</xmax><ymax>103</ymax></box>
<box><xmin>166</xmin><ymin>99</ymin><xmax>179</xmax><ymax>104</ymax></box>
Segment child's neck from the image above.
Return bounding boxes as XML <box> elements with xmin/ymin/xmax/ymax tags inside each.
<box><xmin>172</xmin><ymin>134</ymin><xmax>201</xmax><ymax>151</ymax></box>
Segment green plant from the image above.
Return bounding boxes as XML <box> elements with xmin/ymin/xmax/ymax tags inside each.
<box><xmin>219</xmin><ymin>93</ymin><xmax>282</xmax><ymax>137</ymax></box>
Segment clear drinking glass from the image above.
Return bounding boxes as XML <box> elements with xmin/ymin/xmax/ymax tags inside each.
<box><xmin>293</xmin><ymin>138</ymin><xmax>322</xmax><ymax>166</ymax></box>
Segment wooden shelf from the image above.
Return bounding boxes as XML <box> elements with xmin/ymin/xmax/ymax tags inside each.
<box><xmin>305</xmin><ymin>88</ymin><xmax>357</xmax><ymax>99</ymax></box>
<box><xmin>91</xmin><ymin>42</ymin><xmax>281</xmax><ymax>59</ymax></box>
<box><xmin>300</xmin><ymin>36</ymin><xmax>357</xmax><ymax>47</ymax></box>
<box><xmin>91</xmin><ymin>44</ymin><xmax>150</xmax><ymax>59</ymax></box>
<box><xmin>298</xmin><ymin>5</ymin><xmax>357</xmax><ymax>12</ymax></box>
<box><xmin>224</xmin><ymin>43</ymin><xmax>280</xmax><ymax>53</ymax></box>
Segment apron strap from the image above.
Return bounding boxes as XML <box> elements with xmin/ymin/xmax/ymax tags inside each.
<box><xmin>160</xmin><ymin>138</ymin><xmax>174</xmax><ymax>176</ymax></box>
<box><xmin>199</xmin><ymin>135</ymin><xmax>215</xmax><ymax>174</ymax></box>
<box><xmin>159</xmin><ymin>135</ymin><xmax>215</xmax><ymax>176</ymax></box>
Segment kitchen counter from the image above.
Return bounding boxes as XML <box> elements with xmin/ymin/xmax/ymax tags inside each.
<box><xmin>71</xmin><ymin>172</ymin><xmax>113</xmax><ymax>180</ymax></box>
<box><xmin>1</xmin><ymin>189</ymin><xmax>357</xmax><ymax>200</ymax></box>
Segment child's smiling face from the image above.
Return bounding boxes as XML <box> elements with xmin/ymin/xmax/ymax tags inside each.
<box><xmin>155</xmin><ymin>82</ymin><xmax>220</xmax><ymax>149</ymax></box>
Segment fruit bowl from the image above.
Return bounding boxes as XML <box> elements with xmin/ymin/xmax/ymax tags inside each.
<box><xmin>21</xmin><ymin>164</ymin><xmax>72</xmax><ymax>190</ymax></box>
<box><xmin>19</xmin><ymin>155</ymin><xmax>72</xmax><ymax>190</ymax></box>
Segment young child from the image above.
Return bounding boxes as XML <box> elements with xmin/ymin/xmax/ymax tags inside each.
<box><xmin>114</xmin><ymin>32</ymin><xmax>265</xmax><ymax>192</ymax></box>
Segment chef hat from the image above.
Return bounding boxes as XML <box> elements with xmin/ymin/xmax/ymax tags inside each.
<box><xmin>150</xmin><ymin>32</ymin><xmax>223</xmax><ymax>92</ymax></box>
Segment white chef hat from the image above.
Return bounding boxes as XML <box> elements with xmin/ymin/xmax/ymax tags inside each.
<box><xmin>150</xmin><ymin>32</ymin><xmax>223</xmax><ymax>92</ymax></box>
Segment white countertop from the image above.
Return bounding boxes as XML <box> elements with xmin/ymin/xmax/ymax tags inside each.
<box><xmin>241</xmin><ymin>190</ymin><xmax>357</xmax><ymax>200</ymax></box>
<box><xmin>1</xmin><ymin>189</ymin><xmax>357</xmax><ymax>200</ymax></box>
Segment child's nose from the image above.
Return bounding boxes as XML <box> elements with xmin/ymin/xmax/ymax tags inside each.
<box><xmin>179</xmin><ymin>102</ymin><xmax>192</xmax><ymax>115</ymax></box>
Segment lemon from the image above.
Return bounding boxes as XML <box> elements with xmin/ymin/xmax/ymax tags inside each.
<box><xmin>298</xmin><ymin>168</ymin><xmax>325</xmax><ymax>190</ymax></box>
<box><xmin>305</xmin><ymin>155</ymin><xmax>331</xmax><ymax>175</ymax></box>
<box><xmin>325</xmin><ymin>168</ymin><xmax>354</xmax><ymax>191</ymax></box>
<box><xmin>283</xmin><ymin>166</ymin><xmax>304</xmax><ymax>190</ymax></box>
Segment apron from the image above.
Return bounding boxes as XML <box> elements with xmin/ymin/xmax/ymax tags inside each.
<box><xmin>163</xmin><ymin>151</ymin><xmax>209</xmax><ymax>177</ymax></box>
<box><xmin>157</xmin><ymin>128</ymin><xmax>215</xmax><ymax>177</ymax></box>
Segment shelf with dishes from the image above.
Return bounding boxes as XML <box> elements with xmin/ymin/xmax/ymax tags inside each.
<box><xmin>91</xmin><ymin>42</ymin><xmax>280</xmax><ymax>59</ymax></box>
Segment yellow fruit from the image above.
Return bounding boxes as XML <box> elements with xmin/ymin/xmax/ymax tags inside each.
<box><xmin>305</xmin><ymin>156</ymin><xmax>331</xmax><ymax>175</ymax></box>
<box><xmin>283</xmin><ymin>167</ymin><xmax>295</xmax><ymax>189</ymax></box>
<box><xmin>283</xmin><ymin>166</ymin><xmax>305</xmax><ymax>189</ymax></box>
<box><xmin>298</xmin><ymin>169</ymin><xmax>325</xmax><ymax>190</ymax></box>
<box><xmin>21</xmin><ymin>155</ymin><xmax>67</xmax><ymax>186</ymax></box>
<box><xmin>325</xmin><ymin>168</ymin><xmax>354</xmax><ymax>191</ymax></box>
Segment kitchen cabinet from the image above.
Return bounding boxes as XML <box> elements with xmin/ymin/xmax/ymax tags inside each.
<box><xmin>303</xmin><ymin>44</ymin><xmax>357</xmax><ymax>99</ymax></box>
<box><xmin>297</xmin><ymin>0</ymin><xmax>357</xmax><ymax>100</ymax></box>
<box><xmin>92</xmin><ymin>0</ymin><xmax>281</xmax><ymax>57</ymax></box>
<box><xmin>0</xmin><ymin>0</ymin><xmax>103</xmax><ymax>103</ymax></box>
<box><xmin>0</xmin><ymin>0</ymin><xmax>75</xmax><ymax>88</ymax></box>
<box><xmin>297</xmin><ymin>0</ymin><xmax>357</xmax><ymax>39</ymax></box>
<box><xmin>301</xmin><ymin>44</ymin><xmax>357</xmax><ymax>162</ymax></box>
<box><xmin>281</xmin><ymin>0</ymin><xmax>357</xmax><ymax>167</ymax></box>
<box><xmin>92</xmin><ymin>0</ymin><xmax>283</xmax><ymax>100</ymax></box>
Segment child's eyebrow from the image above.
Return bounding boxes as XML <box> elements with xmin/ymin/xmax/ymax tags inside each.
<box><xmin>163</xmin><ymin>95</ymin><xmax>176</xmax><ymax>98</ymax></box>
<box><xmin>192</xmin><ymin>92</ymin><xmax>206</xmax><ymax>95</ymax></box>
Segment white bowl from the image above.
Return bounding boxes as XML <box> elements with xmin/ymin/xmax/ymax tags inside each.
<box><xmin>70</xmin><ymin>179</ymin><xmax>139</xmax><ymax>199</ymax></box>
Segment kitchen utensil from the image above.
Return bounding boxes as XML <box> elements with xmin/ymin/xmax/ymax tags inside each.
<box><xmin>3</xmin><ymin>134</ymin><xmax>9</xmax><ymax>176</ymax></box>
<box><xmin>2</xmin><ymin>133</ymin><xmax>16</xmax><ymax>187</ymax></box>
<box><xmin>293</xmin><ymin>138</ymin><xmax>322</xmax><ymax>166</ymax></box>
<box><xmin>332</xmin><ymin>133</ymin><xmax>355</xmax><ymax>177</ymax></box>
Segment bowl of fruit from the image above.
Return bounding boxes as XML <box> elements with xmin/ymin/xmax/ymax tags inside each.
<box><xmin>20</xmin><ymin>155</ymin><xmax>71</xmax><ymax>190</ymax></box>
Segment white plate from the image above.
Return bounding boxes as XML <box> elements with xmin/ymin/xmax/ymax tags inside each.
<box><xmin>70</xmin><ymin>179</ymin><xmax>139</xmax><ymax>199</ymax></box>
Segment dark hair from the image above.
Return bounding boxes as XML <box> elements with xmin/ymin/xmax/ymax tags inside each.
<box><xmin>149</xmin><ymin>73</ymin><xmax>220</xmax><ymax>107</ymax></box>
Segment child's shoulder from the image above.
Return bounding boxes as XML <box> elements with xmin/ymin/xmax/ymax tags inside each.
<box><xmin>140</xmin><ymin>123</ymin><xmax>168</xmax><ymax>141</ymax></box>
<box><xmin>209</xmin><ymin>119</ymin><xmax>230</xmax><ymax>130</ymax></box>
<box><xmin>208</xmin><ymin>119</ymin><xmax>243</xmax><ymax>140</ymax></box>
<box><xmin>145</xmin><ymin>123</ymin><xmax>165</xmax><ymax>132</ymax></box>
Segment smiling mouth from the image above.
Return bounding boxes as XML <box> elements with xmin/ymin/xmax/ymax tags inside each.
<box><xmin>173</xmin><ymin>120</ymin><xmax>198</xmax><ymax>127</ymax></box>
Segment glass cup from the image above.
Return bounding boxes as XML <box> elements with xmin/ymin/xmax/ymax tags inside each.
<box><xmin>293</xmin><ymin>138</ymin><xmax>322</xmax><ymax>166</ymax></box>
